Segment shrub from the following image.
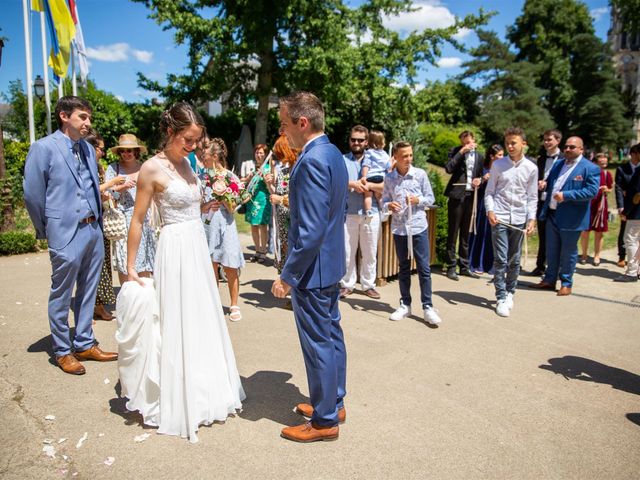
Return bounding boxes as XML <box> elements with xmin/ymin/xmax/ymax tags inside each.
<box><xmin>0</xmin><ymin>231</ymin><xmax>37</xmax><ymax>255</ymax></box>
<box><xmin>427</xmin><ymin>168</ymin><xmax>448</xmax><ymax>265</ymax></box>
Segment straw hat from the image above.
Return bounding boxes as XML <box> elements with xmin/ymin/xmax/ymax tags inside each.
<box><xmin>110</xmin><ymin>133</ymin><xmax>147</xmax><ymax>155</ymax></box>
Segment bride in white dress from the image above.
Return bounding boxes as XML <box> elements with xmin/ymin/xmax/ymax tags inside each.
<box><xmin>115</xmin><ymin>102</ymin><xmax>245</xmax><ymax>443</ymax></box>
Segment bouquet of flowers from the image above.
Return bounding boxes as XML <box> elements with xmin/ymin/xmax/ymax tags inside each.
<box><xmin>201</xmin><ymin>169</ymin><xmax>251</xmax><ymax>224</ymax></box>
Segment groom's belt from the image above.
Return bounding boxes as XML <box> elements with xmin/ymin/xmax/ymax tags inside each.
<box><xmin>79</xmin><ymin>215</ymin><xmax>97</xmax><ymax>224</ymax></box>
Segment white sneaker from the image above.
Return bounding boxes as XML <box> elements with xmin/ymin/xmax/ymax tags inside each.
<box><xmin>496</xmin><ymin>299</ymin><xmax>510</xmax><ymax>317</ymax></box>
<box><xmin>423</xmin><ymin>306</ymin><xmax>442</xmax><ymax>325</ymax></box>
<box><xmin>389</xmin><ymin>303</ymin><xmax>411</xmax><ymax>321</ymax></box>
<box><xmin>505</xmin><ymin>292</ymin><xmax>514</xmax><ymax>310</ymax></box>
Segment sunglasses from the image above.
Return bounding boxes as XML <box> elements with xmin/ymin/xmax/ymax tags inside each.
<box><xmin>350</xmin><ymin>138</ymin><xmax>366</xmax><ymax>143</ymax></box>
<box><xmin>564</xmin><ymin>145</ymin><xmax>579</xmax><ymax>150</ymax></box>
<box><xmin>120</xmin><ymin>148</ymin><xmax>135</xmax><ymax>153</ymax></box>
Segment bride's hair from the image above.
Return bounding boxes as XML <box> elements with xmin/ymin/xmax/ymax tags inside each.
<box><xmin>204</xmin><ymin>137</ymin><xmax>228</xmax><ymax>169</ymax></box>
<box><xmin>159</xmin><ymin>102</ymin><xmax>205</xmax><ymax>149</ymax></box>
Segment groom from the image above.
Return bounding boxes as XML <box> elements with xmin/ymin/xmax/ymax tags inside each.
<box><xmin>272</xmin><ymin>91</ymin><xmax>348</xmax><ymax>442</ymax></box>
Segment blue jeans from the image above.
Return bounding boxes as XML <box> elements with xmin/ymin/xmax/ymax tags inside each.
<box><xmin>393</xmin><ymin>229</ymin><xmax>433</xmax><ymax>309</ymax></box>
<box><xmin>491</xmin><ymin>222</ymin><xmax>525</xmax><ymax>301</ymax></box>
<box><xmin>543</xmin><ymin>211</ymin><xmax>581</xmax><ymax>287</ymax></box>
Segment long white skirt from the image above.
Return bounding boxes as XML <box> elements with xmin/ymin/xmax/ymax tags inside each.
<box><xmin>116</xmin><ymin>219</ymin><xmax>245</xmax><ymax>443</ymax></box>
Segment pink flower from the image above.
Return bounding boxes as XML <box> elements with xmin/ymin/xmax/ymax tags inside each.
<box><xmin>229</xmin><ymin>181</ymin><xmax>240</xmax><ymax>193</ymax></box>
<box><xmin>212</xmin><ymin>180</ymin><xmax>227</xmax><ymax>196</ymax></box>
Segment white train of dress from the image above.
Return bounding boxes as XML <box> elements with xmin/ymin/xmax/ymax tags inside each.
<box><xmin>116</xmin><ymin>157</ymin><xmax>245</xmax><ymax>443</ymax></box>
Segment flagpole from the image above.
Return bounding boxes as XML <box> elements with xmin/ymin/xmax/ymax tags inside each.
<box><xmin>22</xmin><ymin>0</ymin><xmax>36</xmax><ymax>144</ymax></box>
<box><xmin>39</xmin><ymin>8</ymin><xmax>52</xmax><ymax>134</ymax></box>
<box><xmin>71</xmin><ymin>42</ymin><xmax>77</xmax><ymax>96</ymax></box>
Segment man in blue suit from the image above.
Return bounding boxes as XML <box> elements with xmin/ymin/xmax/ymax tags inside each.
<box><xmin>23</xmin><ymin>96</ymin><xmax>117</xmax><ymax>375</ymax></box>
<box><xmin>531</xmin><ymin>136</ymin><xmax>600</xmax><ymax>296</ymax></box>
<box><xmin>272</xmin><ymin>91</ymin><xmax>348</xmax><ymax>442</ymax></box>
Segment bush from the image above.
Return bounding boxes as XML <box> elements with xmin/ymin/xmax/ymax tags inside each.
<box><xmin>0</xmin><ymin>231</ymin><xmax>37</xmax><ymax>255</ymax></box>
<box><xmin>427</xmin><ymin>168</ymin><xmax>448</xmax><ymax>265</ymax></box>
<box><xmin>418</xmin><ymin>123</ymin><xmax>484</xmax><ymax>168</ymax></box>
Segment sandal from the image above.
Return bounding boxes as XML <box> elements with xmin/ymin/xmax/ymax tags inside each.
<box><xmin>94</xmin><ymin>305</ymin><xmax>114</xmax><ymax>321</ymax></box>
<box><xmin>229</xmin><ymin>306</ymin><xmax>242</xmax><ymax>322</ymax></box>
<box><xmin>256</xmin><ymin>252</ymin><xmax>266</xmax><ymax>264</ymax></box>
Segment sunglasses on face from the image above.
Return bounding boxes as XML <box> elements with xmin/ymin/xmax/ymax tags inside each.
<box><xmin>121</xmin><ymin>148</ymin><xmax>134</xmax><ymax>153</ymax></box>
<box><xmin>350</xmin><ymin>138</ymin><xmax>366</xmax><ymax>143</ymax></box>
<box><xmin>564</xmin><ymin>145</ymin><xmax>579</xmax><ymax>150</ymax></box>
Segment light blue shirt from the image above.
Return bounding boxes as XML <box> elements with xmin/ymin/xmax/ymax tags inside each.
<box><xmin>363</xmin><ymin>149</ymin><xmax>391</xmax><ymax>177</ymax></box>
<box><xmin>67</xmin><ymin>136</ymin><xmax>97</xmax><ymax>219</ymax></box>
<box><xmin>381</xmin><ymin>166</ymin><xmax>435</xmax><ymax>236</ymax></box>
<box><xmin>343</xmin><ymin>152</ymin><xmax>379</xmax><ymax>215</ymax></box>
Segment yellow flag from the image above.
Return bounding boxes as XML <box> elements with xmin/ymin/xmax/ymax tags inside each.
<box><xmin>47</xmin><ymin>0</ymin><xmax>76</xmax><ymax>78</ymax></box>
<box><xmin>31</xmin><ymin>0</ymin><xmax>45</xmax><ymax>12</ymax></box>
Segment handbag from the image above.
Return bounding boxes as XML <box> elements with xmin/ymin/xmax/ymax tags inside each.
<box><xmin>103</xmin><ymin>197</ymin><xmax>127</xmax><ymax>241</ymax></box>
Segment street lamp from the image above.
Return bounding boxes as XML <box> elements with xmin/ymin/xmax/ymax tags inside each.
<box><xmin>33</xmin><ymin>75</ymin><xmax>45</xmax><ymax>100</ymax></box>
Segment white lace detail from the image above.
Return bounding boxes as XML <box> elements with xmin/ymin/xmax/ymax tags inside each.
<box><xmin>152</xmin><ymin>156</ymin><xmax>201</xmax><ymax>225</ymax></box>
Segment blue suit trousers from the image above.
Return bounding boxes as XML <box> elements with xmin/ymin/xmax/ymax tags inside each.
<box><xmin>543</xmin><ymin>212</ymin><xmax>581</xmax><ymax>288</ymax></box>
<box><xmin>48</xmin><ymin>221</ymin><xmax>104</xmax><ymax>355</ymax></box>
<box><xmin>291</xmin><ymin>285</ymin><xmax>346</xmax><ymax>427</ymax></box>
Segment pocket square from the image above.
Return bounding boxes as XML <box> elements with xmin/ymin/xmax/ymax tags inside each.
<box><xmin>573</xmin><ymin>175</ymin><xmax>583</xmax><ymax>181</ymax></box>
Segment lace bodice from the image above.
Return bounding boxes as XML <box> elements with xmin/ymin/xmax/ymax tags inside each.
<box><xmin>152</xmin><ymin>156</ymin><xmax>201</xmax><ymax>225</ymax></box>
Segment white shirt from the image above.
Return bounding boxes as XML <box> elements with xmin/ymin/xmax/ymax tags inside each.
<box><xmin>465</xmin><ymin>151</ymin><xmax>475</xmax><ymax>191</ymax></box>
<box><xmin>485</xmin><ymin>155</ymin><xmax>538</xmax><ymax>225</ymax></box>
<box><xmin>549</xmin><ymin>156</ymin><xmax>582</xmax><ymax>210</ymax></box>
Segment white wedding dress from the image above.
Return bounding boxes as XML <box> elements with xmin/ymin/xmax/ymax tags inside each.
<box><xmin>115</xmin><ymin>156</ymin><xmax>245</xmax><ymax>443</ymax></box>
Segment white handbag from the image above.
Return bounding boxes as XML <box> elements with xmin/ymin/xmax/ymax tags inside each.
<box><xmin>103</xmin><ymin>197</ymin><xmax>127</xmax><ymax>241</ymax></box>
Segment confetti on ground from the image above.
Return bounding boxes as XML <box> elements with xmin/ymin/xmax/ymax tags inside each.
<box><xmin>98</xmin><ymin>433</ymin><xmax>105</xmax><ymax>437</ymax></box>
<box><xmin>103</xmin><ymin>457</ymin><xmax>115</xmax><ymax>466</ymax></box>
<box><xmin>72</xmin><ymin>472</ymin><xmax>78</xmax><ymax>477</ymax></box>
<box><xmin>1</xmin><ymin>323</ymin><xmax>6</xmax><ymax>326</ymax></box>
<box><xmin>134</xmin><ymin>433</ymin><xmax>151</xmax><ymax>443</ymax></box>
<box><xmin>42</xmin><ymin>445</ymin><xmax>56</xmax><ymax>458</ymax></box>
<box><xmin>16</xmin><ymin>302</ymin><xmax>22</xmax><ymax>305</ymax></box>
<box><xmin>103</xmin><ymin>378</ymin><xmax>110</xmax><ymax>385</ymax></box>
<box><xmin>59</xmin><ymin>470</ymin><xmax>68</xmax><ymax>476</ymax></box>
<box><xmin>76</xmin><ymin>432</ymin><xmax>88</xmax><ymax>448</ymax></box>
<box><xmin>58</xmin><ymin>438</ymin><xmax>67</xmax><ymax>444</ymax></box>
<box><xmin>62</xmin><ymin>455</ymin><xmax>68</xmax><ymax>461</ymax></box>
<box><xmin>45</xmin><ymin>415</ymin><xmax>55</xmax><ymax>421</ymax></box>
<box><xmin>43</xmin><ymin>439</ymin><xmax>54</xmax><ymax>444</ymax></box>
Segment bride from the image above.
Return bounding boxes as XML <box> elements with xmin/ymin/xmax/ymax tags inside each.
<box><xmin>115</xmin><ymin>102</ymin><xmax>245</xmax><ymax>443</ymax></box>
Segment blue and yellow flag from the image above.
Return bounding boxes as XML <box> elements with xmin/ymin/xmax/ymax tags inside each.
<box><xmin>35</xmin><ymin>0</ymin><xmax>76</xmax><ymax>79</ymax></box>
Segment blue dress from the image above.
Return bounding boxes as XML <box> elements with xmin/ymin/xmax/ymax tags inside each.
<box><xmin>199</xmin><ymin>169</ymin><xmax>246</xmax><ymax>269</ymax></box>
<box><xmin>468</xmin><ymin>168</ymin><xmax>494</xmax><ymax>273</ymax></box>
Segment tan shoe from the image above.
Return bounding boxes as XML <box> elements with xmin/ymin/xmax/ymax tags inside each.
<box><xmin>74</xmin><ymin>345</ymin><xmax>118</xmax><ymax>362</ymax></box>
<box><xmin>56</xmin><ymin>354</ymin><xmax>86</xmax><ymax>375</ymax></box>
<box><xmin>557</xmin><ymin>286</ymin><xmax>572</xmax><ymax>296</ymax></box>
<box><xmin>617</xmin><ymin>260</ymin><xmax>627</xmax><ymax>268</ymax></box>
<box><xmin>295</xmin><ymin>403</ymin><xmax>346</xmax><ymax>424</ymax></box>
<box><xmin>281</xmin><ymin>422</ymin><xmax>339</xmax><ymax>443</ymax></box>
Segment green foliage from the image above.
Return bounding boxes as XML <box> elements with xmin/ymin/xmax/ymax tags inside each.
<box><xmin>426</xmin><ymin>168</ymin><xmax>448</xmax><ymax>264</ymax></box>
<box><xmin>1</xmin><ymin>140</ymin><xmax>30</xmax><ymax>216</ymax></box>
<box><xmin>132</xmin><ymin>0</ymin><xmax>491</xmax><ymax>143</ymax></box>
<box><xmin>418</xmin><ymin>123</ymin><xmax>483</xmax><ymax>167</ymax></box>
<box><xmin>1</xmin><ymin>80</ymin><xmax>50</xmax><ymax>141</ymax></box>
<box><xmin>414</xmin><ymin>80</ymin><xmax>479</xmax><ymax>125</ymax></box>
<box><xmin>461</xmin><ymin>30</ymin><xmax>554</xmax><ymax>143</ymax></box>
<box><xmin>0</xmin><ymin>231</ymin><xmax>37</xmax><ymax>255</ymax></box>
<box><xmin>126</xmin><ymin>101</ymin><xmax>165</xmax><ymax>153</ymax></box>
<box><xmin>611</xmin><ymin>0</ymin><xmax>640</xmax><ymax>35</ymax></box>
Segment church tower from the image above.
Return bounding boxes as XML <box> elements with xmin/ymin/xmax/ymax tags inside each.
<box><xmin>609</xmin><ymin>8</ymin><xmax>640</xmax><ymax>144</ymax></box>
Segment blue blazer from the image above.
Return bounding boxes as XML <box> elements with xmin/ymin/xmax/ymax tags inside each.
<box><xmin>538</xmin><ymin>156</ymin><xmax>600</xmax><ymax>231</ymax></box>
<box><xmin>23</xmin><ymin>130</ymin><xmax>102</xmax><ymax>250</ymax></box>
<box><xmin>280</xmin><ymin>134</ymin><xmax>348</xmax><ymax>289</ymax></box>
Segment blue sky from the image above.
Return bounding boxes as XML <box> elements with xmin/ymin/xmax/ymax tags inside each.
<box><xmin>0</xmin><ymin>0</ymin><xmax>612</xmax><ymax>103</ymax></box>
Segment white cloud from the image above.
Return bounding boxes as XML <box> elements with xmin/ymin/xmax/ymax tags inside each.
<box><xmin>86</xmin><ymin>43</ymin><xmax>154</xmax><ymax>64</ymax></box>
<box><xmin>453</xmin><ymin>27</ymin><xmax>472</xmax><ymax>41</ymax></box>
<box><xmin>382</xmin><ymin>0</ymin><xmax>462</xmax><ymax>33</ymax></box>
<box><xmin>115</xmin><ymin>95</ymin><xmax>125</xmax><ymax>102</ymax></box>
<box><xmin>436</xmin><ymin>56</ymin><xmax>462</xmax><ymax>68</ymax></box>
<box><xmin>590</xmin><ymin>7</ymin><xmax>609</xmax><ymax>22</ymax></box>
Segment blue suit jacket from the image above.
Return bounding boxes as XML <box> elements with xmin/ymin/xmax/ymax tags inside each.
<box><xmin>538</xmin><ymin>156</ymin><xmax>600</xmax><ymax>231</ymax></box>
<box><xmin>23</xmin><ymin>130</ymin><xmax>102</xmax><ymax>249</ymax></box>
<box><xmin>280</xmin><ymin>134</ymin><xmax>348</xmax><ymax>289</ymax></box>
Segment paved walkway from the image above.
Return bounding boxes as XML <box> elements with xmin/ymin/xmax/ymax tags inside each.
<box><xmin>1</xmin><ymin>237</ymin><xmax>639</xmax><ymax>479</ymax></box>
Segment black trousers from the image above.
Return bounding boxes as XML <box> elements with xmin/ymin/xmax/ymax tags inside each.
<box><xmin>618</xmin><ymin>219</ymin><xmax>627</xmax><ymax>261</ymax></box>
<box><xmin>446</xmin><ymin>193</ymin><xmax>473</xmax><ymax>271</ymax></box>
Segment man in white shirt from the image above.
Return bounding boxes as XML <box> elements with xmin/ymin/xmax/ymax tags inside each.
<box><xmin>485</xmin><ymin>127</ymin><xmax>538</xmax><ymax>317</ymax></box>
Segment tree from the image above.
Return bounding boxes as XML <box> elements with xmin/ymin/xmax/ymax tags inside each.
<box><xmin>132</xmin><ymin>0</ymin><xmax>490</xmax><ymax>143</ymax></box>
<box><xmin>611</xmin><ymin>0</ymin><xmax>640</xmax><ymax>34</ymax></box>
<box><xmin>461</xmin><ymin>30</ymin><xmax>554</xmax><ymax>143</ymax></box>
<box><xmin>569</xmin><ymin>33</ymin><xmax>632</xmax><ymax>149</ymax></box>
<box><xmin>507</xmin><ymin>0</ymin><xmax>594</xmax><ymax>132</ymax></box>
<box><xmin>413</xmin><ymin>80</ymin><xmax>479</xmax><ymax>125</ymax></box>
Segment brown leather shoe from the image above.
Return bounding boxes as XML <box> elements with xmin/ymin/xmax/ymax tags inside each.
<box><xmin>94</xmin><ymin>305</ymin><xmax>114</xmax><ymax>321</ymax></box>
<box><xmin>281</xmin><ymin>422</ymin><xmax>339</xmax><ymax>443</ymax></box>
<box><xmin>74</xmin><ymin>345</ymin><xmax>118</xmax><ymax>362</ymax></box>
<box><xmin>362</xmin><ymin>288</ymin><xmax>381</xmax><ymax>299</ymax></box>
<box><xmin>295</xmin><ymin>403</ymin><xmax>346</xmax><ymax>424</ymax></box>
<box><xmin>529</xmin><ymin>281</ymin><xmax>556</xmax><ymax>290</ymax></box>
<box><xmin>557</xmin><ymin>286</ymin><xmax>572</xmax><ymax>296</ymax></box>
<box><xmin>56</xmin><ymin>354</ymin><xmax>86</xmax><ymax>375</ymax></box>
<box><xmin>617</xmin><ymin>260</ymin><xmax>627</xmax><ymax>268</ymax></box>
<box><xmin>339</xmin><ymin>288</ymin><xmax>353</xmax><ymax>298</ymax></box>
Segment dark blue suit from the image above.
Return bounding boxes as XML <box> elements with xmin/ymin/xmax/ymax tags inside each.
<box><xmin>280</xmin><ymin>134</ymin><xmax>348</xmax><ymax>427</ymax></box>
<box><xmin>23</xmin><ymin>130</ymin><xmax>104</xmax><ymax>356</ymax></box>
<box><xmin>538</xmin><ymin>156</ymin><xmax>600</xmax><ymax>287</ymax></box>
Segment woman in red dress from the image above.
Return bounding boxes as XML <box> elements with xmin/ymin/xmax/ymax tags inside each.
<box><xmin>580</xmin><ymin>153</ymin><xmax>613</xmax><ymax>266</ymax></box>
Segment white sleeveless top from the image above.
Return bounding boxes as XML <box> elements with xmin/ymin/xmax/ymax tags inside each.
<box><xmin>152</xmin><ymin>155</ymin><xmax>201</xmax><ymax>225</ymax></box>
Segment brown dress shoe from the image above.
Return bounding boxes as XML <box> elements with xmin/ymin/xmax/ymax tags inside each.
<box><xmin>617</xmin><ymin>260</ymin><xmax>627</xmax><ymax>268</ymax></box>
<box><xmin>295</xmin><ymin>403</ymin><xmax>346</xmax><ymax>424</ymax></box>
<box><xmin>74</xmin><ymin>345</ymin><xmax>118</xmax><ymax>362</ymax></box>
<box><xmin>56</xmin><ymin>354</ymin><xmax>86</xmax><ymax>375</ymax></box>
<box><xmin>557</xmin><ymin>286</ymin><xmax>572</xmax><ymax>296</ymax></box>
<box><xmin>529</xmin><ymin>281</ymin><xmax>556</xmax><ymax>290</ymax></box>
<box><xmin>281</xmin><ymin>422</ymin><xmax>339</xmax><ymax>443</ymax></box>
<box><xmin>362</xmin><ymin>288</ymin><xmax>381</xmax><ymax>299</ymax></box>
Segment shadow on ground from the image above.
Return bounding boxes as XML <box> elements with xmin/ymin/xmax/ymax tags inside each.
<box><xmin>239</xmin><ymin>370</ymin><xmax>308</xmax><ymax>426</ymax></box>
<box><xmin>434</xmin><ymin>290</ymin><xmax>494</xmax><ymax>311</ymax></box>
